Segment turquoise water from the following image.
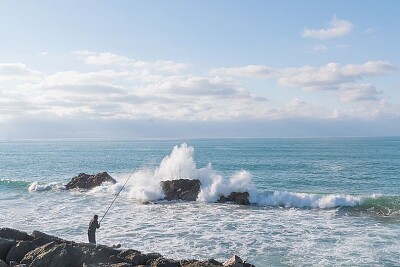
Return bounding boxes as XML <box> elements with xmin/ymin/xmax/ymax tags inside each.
<box><xmin>1</xmin><ymin>138</ymin><xmax>399</xmax><ymax>266</ymax></box>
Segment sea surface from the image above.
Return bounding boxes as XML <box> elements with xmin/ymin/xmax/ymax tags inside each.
<box><xmin>1</xmin><ymin>138</ymin><xmax>399</xmax><ymax>266</ymax></box>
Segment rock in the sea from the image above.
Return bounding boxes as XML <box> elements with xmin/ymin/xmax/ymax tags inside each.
<box><xmin>65</xmin><ymin>172</ymin><xmax>116</xmax><ymax>190</ymax></box>
<box><xmin>160</xmin><ymin>179</ymin><xmax>201</xmax><ymax>201</ymax></box>
<box><xmin>218</xmin><ymin>192</ymin><xmax>250</xmax><ymax>205</ymax></box>
<box><xmin>0</xmin><ymin>228</ymin><xmax>32</xmax><ymax>242</ymax></box>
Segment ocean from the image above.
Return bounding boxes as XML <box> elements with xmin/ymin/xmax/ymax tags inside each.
<box><xmin>1</xmin><ymin>138</ymin><xmax>399</xmax><ymax>266</ymax></box>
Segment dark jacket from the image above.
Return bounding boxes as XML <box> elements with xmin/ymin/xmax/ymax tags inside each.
<box><xmin>88</xmin><ymin>219</ymin><xmax>100</xmax><ymax>233</ymax></box>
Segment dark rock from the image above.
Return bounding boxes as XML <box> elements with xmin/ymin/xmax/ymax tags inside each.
<box><xmin>6</xmin><ymin>241</ymin><xmax>37</xmax><ymax>264</ymax></box>
<box><xmin>117</xmin><ymin>249</ymin><xmax>160</xmax><ymax>265</ymax></box>
<box><xmin>65</xmin><ymin>172</ymin><xmax>116</xmax><ymax>190</ymax></box>
<box><xmin>31</xmin><ymin>230</ymin><xmax>65</xmax><ymax>243</ymax></box>
<box><xmin>0</xmin><ymin>237</ymin><xmax>16</xmax><ymax>261</ymax></box>
<box><xmin>0</xmin><ymin>259</ymin><xmax>7</xmax><ymax>267</ymax></box>
<box><xmin>0</xmin><ymin>228</ymin><xmax>32</xmax><ymax>242</ymax></box>
<box><xmin>21</xmin><ymin>242</ymin><xmax>88</xmax><ymax>267</ymax></box>
<box><xmin>222</xmin><ymin>255</ymin><xmax>255</xmax><ymax>267</ymax></box>
<box><xmin>148</xmin><ymin>257</ymin><xmax>180</xmax><ymax>267</ymax></box>
<box><xmin>218</xmin><ymin>192</ymin><xmax>250</xmax><ymax>205</ymax></box>
<box><xmin>160</xmin><ymin>179</ymin><xmax>201</xmax><ymax>201</ymax></box>
<box><xmin>181</xmin><ymin>259</ymin><xmax>223</xmax><ymax>267</ymax></box>
<box><xmin>84</xmin><ymin>263</ymin><xmax>134</xmax><ymax>267</ymax></box>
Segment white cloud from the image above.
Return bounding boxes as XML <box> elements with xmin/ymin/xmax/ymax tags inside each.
<box><xmin>0</xmin><ymin>63</ymin><xmax>43</xmax><ymax>81</ymax></box>
<box><xmin>73</xmin><ymin>51</ymin><xmax>189</xmax><ymax>73</ymax></box>
<box><xmin>210</xmin><ymin>65</ymin><xmax>275</xmax><ymax>78</ymax></box>
<box><xmin>278</xmin><ymin>61</ymin><xmax>397</xmax><ymax>91</ymax></box>
<box><xmin>302</xmin><ymin>16</ymin><xmax>353</xmax><ymax>40</ymax></box>
<box><xmin>1</xmin><ymin>53</ymin><xmax>398</xmax><ymax>125</ymax></box>
<box><xmin>339</xmin><ymin>83</ymin><xmax>382</xmax><ymax>102</ymax></box>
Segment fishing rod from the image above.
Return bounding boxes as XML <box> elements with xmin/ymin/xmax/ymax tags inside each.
<box><xmin>100</xmin><ymin>168</ymin><xmax>136</xmax><ymax>223</ymax></box>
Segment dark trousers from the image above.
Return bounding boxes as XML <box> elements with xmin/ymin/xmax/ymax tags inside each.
<box><xmin>88</xmin><ymin>231</ymin><xmax>96</xmax><ymax>244</ymax></box>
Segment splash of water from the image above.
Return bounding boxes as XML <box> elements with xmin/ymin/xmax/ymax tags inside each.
<box><xmin>124</xmin><ymin>143</ymin><xmax>256</xmax><ymax>202</ymax></box>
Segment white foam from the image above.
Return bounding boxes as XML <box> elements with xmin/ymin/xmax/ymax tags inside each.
<box><xmin>114</xmin><ymin>143</ymin><xmax>257</xmax><ymax>202</ymax></box>
<box><xmin>28</xmin><ymin>181</ymin><xmax>64</xmax><ymax>192</ymax></box>
<box><xmin>255</xmin><ymin>191</ymin><xmax>364</xmax><ymax>208</ymax></box>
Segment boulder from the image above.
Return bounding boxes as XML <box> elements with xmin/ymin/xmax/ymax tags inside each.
<box><xmin>181</xmin><ymin>259</ymin><xmax>223</xmax><ymax>266</ymax></box>
<box><xmin>0</xmin><ymin>228</ymin><xmax>32</xmax><ymax>242</ymax></box>
<box><xmin>65</xmin><ymin>172</ymin><xmax>116</xmax><ymax>190</ymax></box>
<box><xmin>148</xmin><ymin>257</ymin><xmax>180</xmax><ymax>267</ymax></box>
<box><xmin>218</xmin><ymin>192</ymin><xmax>250</xmax><ymax>205</ymax></box>
<box><xmin>30</xmin><ymin>231</ymin><xmax>65</xmax><ymax>243</ymax></box>
<box><xmin>222</xmin><ymin>255</ymin><xmax>254</xmax><ymax>267</ymax></box>
<box><xmin>160</xmin><ymin>179</ymin><xmax>201</xmax><ymax>201</ymax></box>
<box><xmin>0</xmin><ymin>238</ymin><xmax>16</xmax><ymax>261</ymax></box>
<box><xmin>117</xmin><ymin>250</ymin><xmax>162</xmax><ymax>265</ymax></box>
<box><xmin>21</xmin><ymin>242</ymin><xmax>88</xmax><ymax>267</ymax></box>
<box><xmin>6</xmin><ymin>241</ymin><xmax>37</xmax><ymax>264</ymax></box>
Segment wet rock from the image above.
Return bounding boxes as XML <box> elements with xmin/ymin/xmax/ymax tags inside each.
<box><xmin>0</xmin><ymin>238</ymin><xmax>16</xmax><ymax>261</ymax></box>
<box><xmin>218</xmin><ymin>192</ymin><xmax>250</xmax><ymax>205</ymax></box>
<box><xmin>65</xmin><ymin>172</ymin><xmax>116</xmax><ymax>190</ymax></box>
<box><xmin>160</xmin><ymin>179</ymin><xmax>201</xmax><ymax>201</ymax></box>
<box><xmin>0</xmin><ymin>228</ymin><xmax>32</xmax><ymax>242</ymax></box>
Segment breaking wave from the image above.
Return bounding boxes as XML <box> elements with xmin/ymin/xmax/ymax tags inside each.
<box><xmin>19</xmin><ymin>143</ymin><xmax>400</xmax><ymax>214</ymax></box>
<box><xmin>28</xmin><ymin>181</ymin><xmax>65</xmax><ymax>192</ymax></box>
<box><xmin>0</xmin><ymin>178</ymin><xmax>31</xmax><ymax>190</ymax></box>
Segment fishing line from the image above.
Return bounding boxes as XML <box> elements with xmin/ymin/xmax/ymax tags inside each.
<box><xmin>100</xmin><ymin>167</ymin><xmax>137</xmax><ymax>223</ymax></box>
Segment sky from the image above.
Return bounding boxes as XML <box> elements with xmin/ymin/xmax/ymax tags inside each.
<box><xmin>0</xmin><ymin>1</ymin><xmax>399</xmax><ymax>139</ymax></box>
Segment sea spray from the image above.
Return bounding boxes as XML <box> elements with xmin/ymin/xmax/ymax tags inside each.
<box><xmin>114</xmin><ymin>143</ymin><xmax>256</xmax><ymax>202</ymax></box>
<box><xmin>28</xmin><ymin>181</ymin><xmax>65</xmax><ymax>192</ymax></box>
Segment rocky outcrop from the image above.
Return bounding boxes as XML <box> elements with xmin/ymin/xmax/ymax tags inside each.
<box><xmin>0</xmin><ymin>238</ymin><xmax>16</xmax><ymax>261</ymax></box>
<box><xmin>160</xmin><ymin>179</ymin><xmax>201</xmax><ymax>201</ymax></box>
<box><xmin>218</xmin><ymin>192</ymin><xmax>250</xmax><ymax>205</ymax></box>
<box><xmin>223</xmin><ymin>255</ymin><xmax>254</xmax><ymax>267</ymax></box>
<box><xmin>0</xmin><ymin>227</ymin><xmax>254</xmax><ymax>267</ymax></box>
<box><xmin>65</xmin><ymin>172</ymin><xmax>116</xmax><ymax>190</ymax></box>
<box><xmin>0</xmin><ymin>228</ymin><xmax>32</xmax><ymax>242</ymax></box>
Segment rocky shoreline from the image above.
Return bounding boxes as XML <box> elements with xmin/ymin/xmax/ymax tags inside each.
<box><xmin>0</xmin><ymin>228</ymin><xmax>255</xmax><ymax>267</ymax></box>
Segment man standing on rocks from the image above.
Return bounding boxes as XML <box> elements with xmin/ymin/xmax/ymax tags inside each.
<box><xmin>88</xmin><ymin>214</ymin><xmax>100</xmax><ymax>244</ymax></box>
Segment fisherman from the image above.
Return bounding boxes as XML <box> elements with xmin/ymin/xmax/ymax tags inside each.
<box><xmin>88</xmin><ymin>214</ymin><xmax>100</xmax><ymax>244</ymax></box>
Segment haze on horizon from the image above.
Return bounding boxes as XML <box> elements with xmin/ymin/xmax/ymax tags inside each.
<box><xmin>1</xmin><ymin>1</ymin><xmax>399</xmax><ymax>139</ymax></box>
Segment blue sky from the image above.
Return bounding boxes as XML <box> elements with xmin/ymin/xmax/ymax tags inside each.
<box><xmin>0</xmin><ymin>1</ymin><xmax>399</xmax><ymax>139</ymax></box>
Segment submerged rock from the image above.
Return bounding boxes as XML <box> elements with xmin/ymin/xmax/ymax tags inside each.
<box><xmin>65</xmin><ymin>172</ymin><xmax>116</xmax><ymax>190</ymax></box>
<box><xmin>160</xmin><ymin>179</ymin><xmax>201</xmax><ymax>201</ymax></box>
<box><xmin>218</xmin><ymin>192</ymin><xmax>250</xmax><ymax>205</ymax></box>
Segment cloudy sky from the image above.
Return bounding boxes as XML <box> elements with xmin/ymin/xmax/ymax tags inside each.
<box><xmin>1</xmin><ymin>1</ymin><xmax>399</xmax><ymax>139</ymax></box>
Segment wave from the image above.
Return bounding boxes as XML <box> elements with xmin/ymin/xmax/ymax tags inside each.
<box><xmin>28</xmin><ymin>181</ymin><xmax>66</xmax><ymax>192</ymax></box>
<box><xmin>254</xmin><ymin>191</ymin><xmax>400</xmax><ymax>215</ymax></box>
<box><xmin>0</xmin><ymin>178</ymin><xmax>31</xmax><ymax>188</ymax></box>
